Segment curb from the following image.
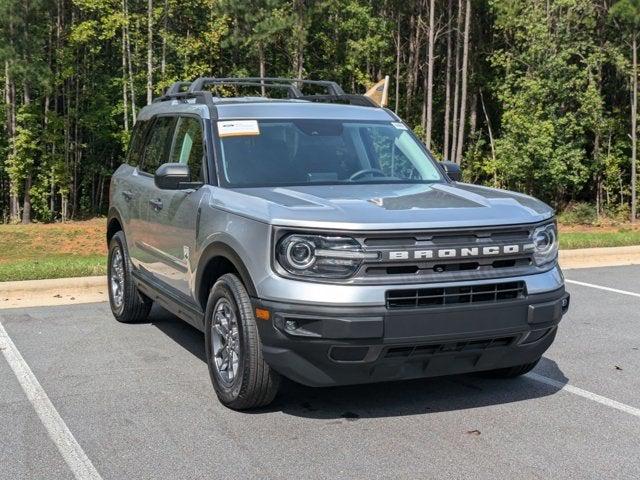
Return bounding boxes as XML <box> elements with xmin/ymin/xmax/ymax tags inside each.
<box><xmin>0</xmin><ymin>276</ymin><xmax>106</xmax><ymax>295</ymax></box>
<box><xmin>559</xmin><ymin>245</ymin><xmax>640</xmax><ymax>269</ymax></box>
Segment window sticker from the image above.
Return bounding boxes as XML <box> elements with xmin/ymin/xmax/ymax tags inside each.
<box><xmin>217</xmin><ymin>120</ymin><xmax>260</xmax><ymax>138</ymax></box>
<box><xmin>391</xmin><ymin>122</ymin><xmax>408</xmax><ymax>130</ymax></box>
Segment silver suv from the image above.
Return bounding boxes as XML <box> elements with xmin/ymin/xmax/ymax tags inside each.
<box><xmin>107</xmin><ymin>77</ymin><xmax>569</xmax><ymax>410</ymax></box>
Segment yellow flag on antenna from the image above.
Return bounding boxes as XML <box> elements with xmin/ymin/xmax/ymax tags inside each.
<box><xmin>365</xmin><ymin>75</ymin><xmax>389</xmax><ymax>107</ymax></box>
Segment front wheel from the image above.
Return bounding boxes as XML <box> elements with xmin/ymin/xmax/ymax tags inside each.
<box><xmin>204</xmin><ymin>273</ymin><xmax>280</xmax><ymax>410</ymax></box>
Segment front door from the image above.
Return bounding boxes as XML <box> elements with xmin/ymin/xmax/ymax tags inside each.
<box><xmin>134</xmin><ymin>115</ymin><xmax>177</xmax><ymax>277</ymax></box>
<box><xmin>144</xmin><ymin>116</ymin><xmax>207</xmax><ymax>298</ymax></box>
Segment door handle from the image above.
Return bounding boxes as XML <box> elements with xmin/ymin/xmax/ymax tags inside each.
<box><xmin>149</xmin><ymin>198</ymin><xmax>163</xmax><ymax>211</ymax></box>
<box><xmin>122</xmin><ymin>190</ymin><xmax>134</xmax><ymax>201</ymax></box>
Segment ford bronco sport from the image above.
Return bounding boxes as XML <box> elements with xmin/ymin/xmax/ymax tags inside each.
<box><xmin>107</xmin><ymin>77</ymin><xmax>570</xmax><ymax>410</ymax></box>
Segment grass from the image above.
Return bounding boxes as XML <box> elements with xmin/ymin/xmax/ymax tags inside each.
<box><xmin>0</xmin><ymin>255</ymin><xmax>106</xmax><ymax>282</ymax></box>
<box><xmin>0</xmin><ymin>218</ymin><xmax>107</xmax><ymax>282</ymax></box>
<box><xmin>1</xmin><ymin>217</ymin><xmax>640</xmax><ymax>282</ymax></box>
<box><xmin>558</xmin><ymin>228</ymin><xmax>640</xmax><ymax>250</ymax></box>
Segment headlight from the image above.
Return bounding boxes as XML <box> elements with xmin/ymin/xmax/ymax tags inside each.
<box><xmin>531</xmin><ymin>222</ymin><xmax>558</xmax><ymax>266</ymax></box>
<box><xmin>276</xmin><ymin>234</ymin><xmax>378</xmax><ymax>278</ymax></box>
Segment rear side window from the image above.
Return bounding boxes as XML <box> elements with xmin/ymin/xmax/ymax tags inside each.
<box><xmin>140</xmin><ymin>116</ymin><xmax>176</xmax><ymax>174</ymax></box>
<box><xmin>169</xmin><ymin>117</ymin><xmax>204</xmax><ymax>181</ymax></box>
<box><xmin>126</xmin><ymin>120</ymin><xmax>150</xmax><ymax>166</ymax></box>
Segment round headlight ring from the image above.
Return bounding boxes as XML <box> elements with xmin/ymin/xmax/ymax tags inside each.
<box><xmin>534</xmin><ymin>229</ymin><xmax>554</xmax><ymax>254</ymax></box>
<box><xmin>285</xmin><ymin>240</ymin><xmax>316</xmax><ymax>269</ymax></box>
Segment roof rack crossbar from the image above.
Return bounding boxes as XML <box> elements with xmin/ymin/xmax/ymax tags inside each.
<box><xmin>188</xmin><ymin>77</ymin><xmax>344</xmax><ymax>97</ymax></box>
<box><xmin>165</xmin><ymin>81</ymin><xmax>192</xmax><ymax>95</ymax></box>
<box><xmin>188</xmin><ymin>77</ymin><xmax>303</xmax><ymax>97</ymax></box>
<box><xmin>153</xmin><ymin>90</ymin><xmax>214</xmax><ymax>106</ymax></box>
<box><xmin>153</xmin><ymin>77</ymin><xmax>378</xmax><ymax>108</ymax></box>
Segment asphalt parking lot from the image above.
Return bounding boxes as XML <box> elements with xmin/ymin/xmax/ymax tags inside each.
<box><xmin>1</xmin><ymin>265</ymin><xmax>639</xmax><ymax>480</ymax></box>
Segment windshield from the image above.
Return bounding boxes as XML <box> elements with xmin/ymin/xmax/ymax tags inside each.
<box><xmin>216</xmin><ymin>119</ymin><xmax>444</xmax><ymax>187</ymax></box>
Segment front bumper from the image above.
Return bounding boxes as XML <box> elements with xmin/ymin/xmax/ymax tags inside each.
<box><xmin>253</xmin><ymin>287</ymin><xmax>569</xmax><ymax>387</ymax></box>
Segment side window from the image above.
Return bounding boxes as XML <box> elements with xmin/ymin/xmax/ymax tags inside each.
<box><xmin>169</xmin><ymin>117</ymin><xmax>205</xmax><ymax>181</ymax></box>
<box><xmin>126</xmin><ymin>120</ymin><xmax>150</xmax><ymax>166</ymax></box>
<box><xmin>140</xmin><ymin>116</ymin><xmax>176</xmax><ymax>174</ymax></box>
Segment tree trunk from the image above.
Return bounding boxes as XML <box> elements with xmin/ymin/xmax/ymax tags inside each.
<box><xmin>147</xmin><ymin>0</ymin><xmax>153</xmax><ymax>105</ymax></box>
<box><xmin>21</xmin><ymin>83</ymin><xmax>31</xmax><ymax>224</ymax></box>
<box><xmin>292</xmin><ymin>0</ymin><xmax>305</xmax><ymax>79</ymax></box>
<box><xmin>425</xmin><ymin>0</ymin><xmax>436</xmax><ymax>148</ymax></box>
<box><xmin>22</xmin><ymin>174</ymin><xmax>32</xmax><ymax>224</ymax></box>
<box><xmin>455</xmin><ymin>0</ymin><xmax>470</xmax><ymax>165</ymax></box>
<box><xmin>450</xmin><ymin>0</ymin><xmax>462</xmax><ymax>162</ymax></box>
<box><xmin>5</xmin><ymin>60</ymin><xmax>19</xmax><ymax>223</ymax></box>
<box><xmin>480</xmin><ymin>90</ymin><xmax>497</xmax><ymax>187</ymax></box>
<box><xmin>124</xmin><ymin>0</ymin><xmax>136</xmax><ymax>123</ymax></box>
<box><xmin>443</xmin><ymin>0</ymin><xmax>453</xmax><ymax>160</ymax></box>
<box><xmin>394</xmin><ymin>14</ymin><xmax>401</xmax><ymax>114</ymax></box>
<box><xmin>632</xmin><ymin>33</ymin><xmax>638</xmax><ymax>223</ymax></box>
<box><xmin>161</xmin><ymin>0</ymin><xmax>167</xmax><ymax>80</ymax></box>
<box><xmin>121</xmin><ymin>24</ymin><xmax>129</xmax><ymax>132</ymax></box>
<box><xmin>258</xmin><ymin>44</ymin><xmax>266</xmax><ymax>96</ymax></box>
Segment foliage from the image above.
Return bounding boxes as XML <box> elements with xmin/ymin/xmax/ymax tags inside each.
<box><xmin>557</xmin><ymin>202</ymin><xmax>599</xmax><ymax>225</ymax></box>
<box><xmin>0</xmin><ymin>0</ymin><xmax>639</xmax><ymax>222</ymax></box>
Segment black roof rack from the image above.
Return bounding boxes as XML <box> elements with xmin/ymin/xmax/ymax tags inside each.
<box><xmin>155</xmin><ymin>77</ymin><xmax>377</xmax><ymax>107</ymax></box>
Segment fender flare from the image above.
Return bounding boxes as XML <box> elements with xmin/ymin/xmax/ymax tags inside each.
<box><xmin>195</xmin><ymin>241</ymin><xmax>258</xmax><ymax>300</ymax></box>
<box><xmin>107</xmin><ymin>207</ymin><xmax>125</xmax><ymax>242</ymax></box>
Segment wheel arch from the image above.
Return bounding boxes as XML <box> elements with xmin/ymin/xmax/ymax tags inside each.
<box><xmin>107</xmin><ymin>207</ymin><xmax>125</xmax><ymax>244</ymax></box>
<box><xmin>195</xmin><ymin>242</ymin><xmax>257</xmax><ymax>311</ymax></box>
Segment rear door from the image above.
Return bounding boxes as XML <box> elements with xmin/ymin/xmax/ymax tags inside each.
<box><xmin>134</xmin><ymin>115</ymin><xmax>177</xmax><ymax>275</ymax></box>
<box><xmin>143</xmin><ymin>115</ymin><xmax>207</xmax><ymax>297</ymax></box>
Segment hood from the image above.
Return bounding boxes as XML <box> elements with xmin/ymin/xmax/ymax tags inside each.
<box><xmin>211</xmin><ymin>182</ymin><xmax>554</xmax><ymax>230</ymax></box>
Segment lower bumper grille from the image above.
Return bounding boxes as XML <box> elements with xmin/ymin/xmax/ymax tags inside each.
<box><xmin>386</xmin><ymin>281</ymin><xmax>526</xmax><ymax>309</ymax></box>
<box><xmin>383</xmin><ymin>336</ymin><xmax>517</xmax><ymax>359</ymax></box>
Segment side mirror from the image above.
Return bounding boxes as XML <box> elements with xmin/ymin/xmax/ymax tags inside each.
<box><xmin>439</xmin><ymin>160</ymin><xmax>461</xmax><ymax>182</ymax></box>
<box><xmin>154</xmin><ymin>163</ymin><xmax>200</xmax><ymax>190</ymax></box>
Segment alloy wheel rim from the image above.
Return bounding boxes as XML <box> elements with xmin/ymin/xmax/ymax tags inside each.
<box><xmin>211</xmin><ymin>298</ymin><xmax>240</xmax><ymax>385</ymax></box>
<box><xmin>110</xmin><ymin>247</ymin><xmax>125</xmax><ymax>310</ymax></box>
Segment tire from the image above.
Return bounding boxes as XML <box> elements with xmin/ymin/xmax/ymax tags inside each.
<box><xmin>204</xmin><ymin>273</ymin><xmax>280</xmax><ymax>410</ymax></box>
<box><xmin>107</xmin><ymin>231</ymin><xmax>152</xmax><ymax>323</ymax></box>
<box><xmin>481</xmin><ymin>358</ymin><xmax>540</xmax><ymax>379</ymax></box>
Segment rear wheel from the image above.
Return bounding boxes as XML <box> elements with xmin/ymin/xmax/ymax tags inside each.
<box><xmin>205</xmin><ymin>273</ymin><xmax>280</xmax><ymax>410</ymax></box>
<box><xmin>108</xmin><ymin>231</ymin><xmax>152</xmax><ymax>323</ymax></box>
<box><xmin>481</xmin><ymin>358</ymin><xmax>540</xmax><ymax>378</ymax></box>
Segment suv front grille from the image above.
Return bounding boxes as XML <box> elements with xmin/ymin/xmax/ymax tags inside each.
<box><xmin>386</xmin><ymin>281</ymin><xmax>526</xmax><ymax>309</ymax></box>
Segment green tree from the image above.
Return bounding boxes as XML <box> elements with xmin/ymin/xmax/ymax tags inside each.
<box><xmin>611</xmin><ymin>0</ymin><xmax>640</xmax><ymax>221</ymax></box>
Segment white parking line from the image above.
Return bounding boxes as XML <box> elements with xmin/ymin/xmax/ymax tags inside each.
<box><xmin>565</xmin><ymin>279</ymin><xmax>640</xmax><ymax>298</ymax></box>
<box><xmin>527</xmin><ymin>372</ymin><xmax>640</xmax><ymax>418</ymax></box>
<box><xmin>0</xmin><ymin>321</ymin><xmax>103</xmax><ymax>480</ymax></box>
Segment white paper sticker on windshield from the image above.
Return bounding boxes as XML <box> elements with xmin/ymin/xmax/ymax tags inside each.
<box><xmin>217</xmin><ymin>120</ymin><xmax>260</xmax><ymax>137</ymax></box>
<box><xmin>391</xmin><ymin>122</ymin><xmax>408</xmax><ymax>130</ymax></box>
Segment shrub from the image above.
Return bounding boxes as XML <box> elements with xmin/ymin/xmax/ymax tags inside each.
<box><xmin>558</xmin><ymin>202</ymin><xmax>597</xmax><ymax>225</ymax></box>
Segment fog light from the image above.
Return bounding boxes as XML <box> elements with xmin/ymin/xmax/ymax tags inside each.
<box><xmin>285</xmin><ymin>320</ymin><xmax>298</xmax><ymax>331</ymax></box>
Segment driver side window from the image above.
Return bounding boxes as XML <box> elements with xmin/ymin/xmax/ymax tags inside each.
<box><xmin>170</xmin><ymin>117</ymin><xmax>204</xmax><ymax>182</ymax></box>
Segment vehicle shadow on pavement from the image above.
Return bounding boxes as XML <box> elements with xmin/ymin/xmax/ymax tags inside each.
<box><xmin>151</xmin><ymin>306</ymin><xmax>568</xmax><ymax>419</ymax></box>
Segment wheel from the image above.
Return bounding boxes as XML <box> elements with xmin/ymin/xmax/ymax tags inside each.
<box><xmin>481</xmin><ymin>358</ymin><xmax>540</xmax><ymax>379</ymax></box>
<box><xmin>108</xmin><ymin>231</ymin><xmax>152</xmax><ymax>323</ymax></box>
<box><xmin>204</xmin><ymin>273</ymin><xmax>280</xmax><ymax>410</ymax></box>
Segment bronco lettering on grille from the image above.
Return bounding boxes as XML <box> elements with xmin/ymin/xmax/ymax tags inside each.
<box><xmin>385</xmin><ymin>244</ymin><xmax>532</xmax><ymax>261</ymax></box>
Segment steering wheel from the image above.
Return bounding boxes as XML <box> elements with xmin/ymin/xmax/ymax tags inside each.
<box><xmin>349</xmin><ymin>168</ymin><xmax>386</xmax><ymax>181</ymax></box>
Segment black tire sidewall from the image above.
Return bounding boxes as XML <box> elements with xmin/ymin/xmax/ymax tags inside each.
<box><xmin>205</xmin><ymin>280</ymin><xmax>246</xmax><ymax>401</ymax></box>
<box><xmin>107</xmin><ymin>231</ymin><xmax>150</xmax><ymax>323</ymax></box>
<box><xmin>107</xmin><ymin>234</ymin><xmax>126</xmax><ymax>318</ymax></box>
